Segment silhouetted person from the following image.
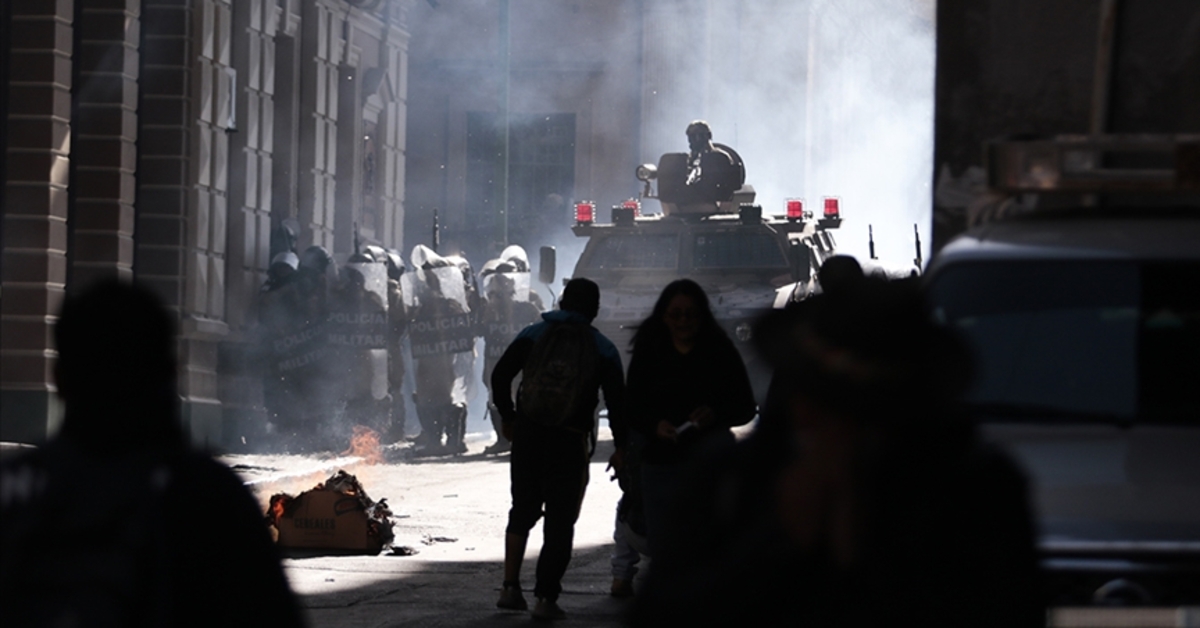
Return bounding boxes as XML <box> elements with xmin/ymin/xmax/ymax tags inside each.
<box><xmin>760</xmin><ymin>254</ymin><xmax>866</xmax><ymax>426</ymax></box>
<box><xmin>632</xmin><ymin>277</ymin><xmax>1042</xmax><ymax>627</ymax></box>
<box><xmin>0</xmin><ymin>280</ymin><xmax>305</xmax><ymax>627</ymax></box>
<box><xmin>626</xmin><ymin>279</ymin><xmax>756</xmax><ymax>561</ymax></box>
<box><xmin>492</xmin><ymin>278</ymin><xmax>628</xmax><ymax>620</ymax></box>
<box><xmin>816</xmin><ymin>254</ymin><xmax>865</xmax><ymax>296</ymax></box>
<box><xmin>682</xmin><ymin>120</ymin><xmax>740</xmax><ymax>206</ymax></box>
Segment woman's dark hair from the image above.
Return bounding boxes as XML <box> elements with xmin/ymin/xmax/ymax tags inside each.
<box><xmin>630</xmin><ymin>279</ymin><xmax>726</xmax><ymax>351</ymax></box>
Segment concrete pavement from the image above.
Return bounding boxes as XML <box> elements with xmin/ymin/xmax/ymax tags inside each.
<box><xmin>228</xmin><ymin>429</ymin><xmax>639</xmax><ymax>627</ymax></box>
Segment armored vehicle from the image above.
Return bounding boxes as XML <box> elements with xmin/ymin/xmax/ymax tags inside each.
<box><xmin>566</xmin><ymin>144</ymin><xmax>843</xmax><ymax>398</ymax></box>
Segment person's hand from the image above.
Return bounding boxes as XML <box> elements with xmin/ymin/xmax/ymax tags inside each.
<box><xmin>501</xmin><ymin>420</ymin><xmax>515</xmax><ymax>442</ymax></box>
<box><xmin>606</xmin><ymin>447</ymin><xmax>625</xmax><ymax>478</ymax></box>
<box><xmin>689</xmin><ymin>406</ymin><xmax>716</xmax><ymax>429</ymax></box>
<box><xmin>656</xmin><ymin>419</ymin><xmax>678</xmax><ymax>442</ymax></box>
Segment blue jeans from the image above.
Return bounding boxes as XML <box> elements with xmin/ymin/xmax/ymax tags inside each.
<box><xmin>611</xmin><ymin>510</ymin><xmax>645</xmax><ymax>579</ymax></box>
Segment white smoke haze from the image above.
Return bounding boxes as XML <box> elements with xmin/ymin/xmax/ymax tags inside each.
<box><xmin>405</xmin><ymin>0</ymin><xmax>935</xmax><ymax>283</ymax></box>
<box><xmin>638</xmin><ymin>0</ymin><xmax>935</xmax><ymax>272</ymax></box>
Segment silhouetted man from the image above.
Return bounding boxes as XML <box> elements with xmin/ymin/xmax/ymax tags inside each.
<box><xmin>0</xmin><ymin>280</ymin><xmax>305</xmax><ymax>627</ymax></box>
<box><xmin>682</xmin><ymin>120</ymin><xmax>740</xmax><ymax>205</ymax></box>
<box><xmin>492</xmin><ymin>278</ymin><xmax>628</xmax><ymax>620</ymax></box>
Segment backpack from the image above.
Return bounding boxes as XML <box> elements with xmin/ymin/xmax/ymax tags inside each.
<box><xmin>518</xmin><ymin>322</ymin><xmax>600</xmax><ymax>429</ymax></box>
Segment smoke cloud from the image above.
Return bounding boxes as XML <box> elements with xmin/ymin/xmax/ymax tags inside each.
<box><xmin>406</xmin><ymin>1</ymin><xmax>936</xmax><ymax>291</ymax></box>
<box><xmin>638</xmin><ymin>0</ymin><xmax>936</xmax><ymax>271</ymax></box>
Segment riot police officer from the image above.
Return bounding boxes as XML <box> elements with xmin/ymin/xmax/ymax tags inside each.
<box><xmin>328</xmin><ymin>251</ymin><xmax>391</xmax><ymax>442</ymax></box>
<box><xmin>383</xmin><ymin>250</ymin><xmax>408</xmax><ymax>444</ymax></box>
<box><xmin>404</xmin><ymin>245</ymin><xmax>475</xmax><ymax>456</ymax></box>
<box><xmin>280</xmin><ymin>245</ymin><xmax>336</xmax><ymax>451</ymax></box>
<box><xmin>256</xmin><ymin>251</ymin><xmax>301</xmax><ymax>446</ymax></box>
<box><xmin>478</xmin><ymin>247</ymin><xmax>543</xmax><ymax>454</ymax></box>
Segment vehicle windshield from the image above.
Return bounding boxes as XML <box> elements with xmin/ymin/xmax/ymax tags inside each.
<box><xmin>583</xmin><ymin>234</ymin><xmax>679</xmax><ymax>270</ymax></box>
<box><xmin>928</xmin><ymin>260</ymin><xmax>1200</xmax><ymax>425</ymax></box>
<box><xmin>693</xmin><ymin>232</ymin><xmax>787</xmax><ymax>269</ymax></box>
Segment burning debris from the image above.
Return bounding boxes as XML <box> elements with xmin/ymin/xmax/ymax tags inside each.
<box><xmin>266</xmin><ymin>470</ymin><xmax>395</xmax><ymax>553</ymax></box>
<box><xmin>341</xmin><ymin>425</ymin><xmax>384</xmax><ymax>465</ymax></box>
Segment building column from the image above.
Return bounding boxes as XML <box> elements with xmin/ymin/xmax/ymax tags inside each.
<box><xmin>138</xmin><ymin>0</ymin><xmax>233</xmax><ymax>448</ymax></box>
<box><xmin>1</xmin><ymin>1</ymin><xmax>74</xmax><ymax>443</ymax></box>
<box><xmin>70</xmin><ymin>0</ymin><xmax>141</xmax><ymax>288</ymax></box>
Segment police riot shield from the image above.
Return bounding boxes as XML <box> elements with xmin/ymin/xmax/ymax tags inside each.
<box><xmin>328</xmin><ymin>262</ymin><xmax>390</xmax><ymax>402</ymax></box>
<box><xmin>406</xmin><ymin>246</ymin><xmax>474</xmax><ymax>361</ymax></box>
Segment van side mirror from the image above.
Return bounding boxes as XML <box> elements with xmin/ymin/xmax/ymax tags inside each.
<box><xmin>539</xmin><ymin>246</ymin><xmax>557</xmax><ymax>285</ymax></box>
<box><xmin>788</xmin><ymin>239</ymin><xmax>812</xmax><ymax>284</ymax></box>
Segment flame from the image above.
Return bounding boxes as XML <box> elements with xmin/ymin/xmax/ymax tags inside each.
<box><xmin>267</xmin><ymin>493</ymin><xmax>292</xmax><ymax>526</ymax></box>
<box><xmin>342</xmin><ymin>425</ymin><xmax>383</xmax><ymax>465</ymax></box>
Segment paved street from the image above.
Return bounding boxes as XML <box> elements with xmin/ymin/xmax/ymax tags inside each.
<box><xmin>228</xmin><ymin>429</ymin><xmax>637</xmax><ymax>627</ymax></box>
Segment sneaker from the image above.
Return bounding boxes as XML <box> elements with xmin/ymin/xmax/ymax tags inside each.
<box><xmin>496</xmin><ymin>584</ymin><xmax>527</xmax><ymax>611</ymax></box>
<box><xmin>610</xmin><ymin>577</ymin><xmax>634</xmax><ymax>598</ymax></box>
<box><xmin>532</xmin><ymin>598</ymin><xmax>566</xmax><ymax>621</ymax></box>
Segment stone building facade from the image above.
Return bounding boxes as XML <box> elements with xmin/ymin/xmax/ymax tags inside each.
<box><xmin>1</xmin><ymin>0</ymin><xmax>412</xmax><ymax>448</ymax></box>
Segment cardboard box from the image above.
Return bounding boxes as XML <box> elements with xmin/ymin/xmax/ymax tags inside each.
<box><xmin>276</xmin><ymin>489</ymin><xmax>381</xmax><ymax>553</ymax></box>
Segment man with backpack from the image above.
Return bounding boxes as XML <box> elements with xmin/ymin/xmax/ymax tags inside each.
<box><xmin>490</xmin><ymin>278</ymin><xmax>628</xmax><ymax>620</ymax></box>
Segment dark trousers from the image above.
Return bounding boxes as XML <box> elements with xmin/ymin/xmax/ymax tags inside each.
<box><xmin>505</xmin><ymin>423</ymin><xmax>591</xmax><ymax>601</ymax></box>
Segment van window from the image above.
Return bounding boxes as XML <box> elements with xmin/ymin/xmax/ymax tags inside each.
<box><xmin>928</xmin><ymin>261</ymin><xmax>1200</xmax><ymax>425</ymax></box>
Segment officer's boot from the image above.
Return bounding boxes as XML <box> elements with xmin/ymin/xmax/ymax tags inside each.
<box><xmin>388</xmin><ymin>389</ymin><xmax>407</xmax><ymax>443</ymax></box>
<box><xmin>450</xmin><ymin>402</ymin><xmax>468</xmax><ymax>455</ymax></box>
<box><xmin>413</xmin><ymin>393</ymin><xmax>439</xmax><ymax>449</ymax></box>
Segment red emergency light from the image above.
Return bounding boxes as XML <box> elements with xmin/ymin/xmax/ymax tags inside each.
<box><xmin>786</xmin><ymin>198</ymin><xmax>804</xmax><ymax>221</ymax></box>
<box><xmin>621</xmin><ymin>199</ymin><xmax>641</xmax><ymax>217</ymax></box>
<box><xmin>823</xmin><ymin>197</ymin><xmax>841</xmax><ymax>219</ymax></box>
<box><xmin>575</xmin><ymin>201</ymin><xmax>595</xmax><ymax>225</ymax></box>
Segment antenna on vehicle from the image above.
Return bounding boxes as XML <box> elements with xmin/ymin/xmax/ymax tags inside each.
<box><xmin>913</xmin><ymin>223</ymin><xmax>923</xmax><ymax>269</ymax></box>
<box><xmin>868</xmin><ymin>225</ymin><xmax>877</xmax><ymax>260</ymax></box>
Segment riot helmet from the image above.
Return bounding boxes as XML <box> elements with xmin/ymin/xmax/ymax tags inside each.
<box><xmin>363</xmin><ymin>244</ymin><xmax>388</xmax><ymax>264</ymax></box>
<box><xmin>347</xmin><ymin>251</ymin><xmax>375</xmax><ymax>265</ymax></box>
<box><xmin>299</xmin><ymin>245</ymin><xmax>333</xmax><ymax>274</ymax></box>
<box><xmin>499</xmin><ymin>245</ymin><xmax>531</xmax><ymax>272</ymax></box>
<box><xmin>268</xmin><ymin>251</ymin><xmax>300</xmax><ymax>286</ymax></box>
<box><xmin>384</xmin><ymin>250</ymin><xmax>405</xmax><ymax>281</ymax></box>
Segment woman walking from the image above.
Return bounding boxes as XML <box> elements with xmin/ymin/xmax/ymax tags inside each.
<box><xmin>627</xmin><ymin>279</ymin><xmax>757</xmax><ymax>556</ymax></box>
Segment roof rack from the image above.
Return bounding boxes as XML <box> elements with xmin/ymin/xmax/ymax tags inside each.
<box><xmin>987</xmin><ymin>134</ymin><xmax>1200</xmax><ymax>193</ymax></box>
